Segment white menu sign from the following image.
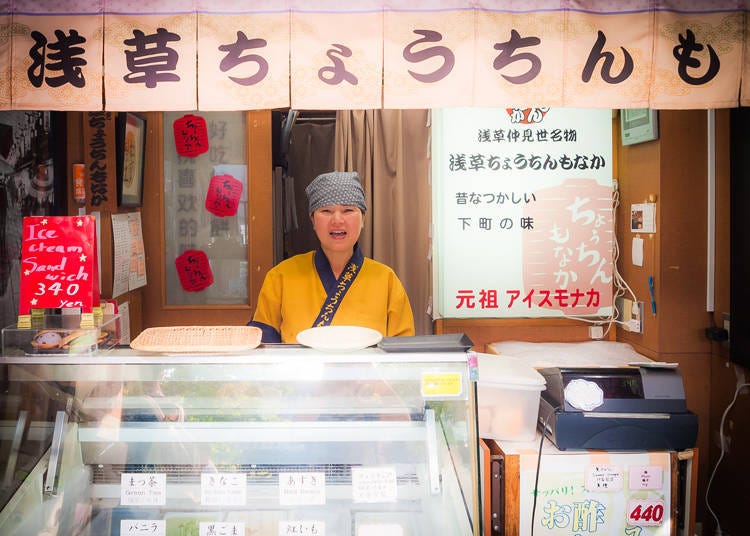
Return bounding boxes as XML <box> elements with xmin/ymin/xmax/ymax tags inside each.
<box><xmin>200</xmin><ymin>522</ymin><xmax>245</xmax><ymax>535</ymax></box>
<box><xmin>432</xmin><ymin>107</ymin><xmax>614</xmax><ymax>319</ymax></box>
<box><xmin>278</xmin><ymin>472</ymin><xmax>326</xmax><ymax>506</ymax></box>
<box><xmin>278</xmin><ymin>520</ymin><xmax>326</xmax><ymax>535</ymax></box>
<box><xmin>351</xmin><ymin>466</ymin><xmax>398</xmax><ymax>503</ymax></box>
<box><xmin>121</xmin><ymin>520</ymin><xmax>166</xmax><ymax>535</ymax></box>
<box><xmin>120</xmin><ymin>473</ymin><xmax>166</xmax><ymax>506</ymax></box>
<box><xmin>201</xmin><ymin>472</ymin><xmax>247</xmax><ymax>506</ymax></box>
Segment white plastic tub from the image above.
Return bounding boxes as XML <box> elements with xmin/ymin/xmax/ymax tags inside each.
<box><xmin>476</xmin><ymin>353</ymin><xmax>546</xmax><ymax>442</ymax></box>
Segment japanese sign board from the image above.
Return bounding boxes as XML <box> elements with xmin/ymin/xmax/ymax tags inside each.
<box><xmin>2</xmin><ymin>1</ymin><xmax>748</xmax><ymax>111</ymax></box>
<box><xmin>0</xmin><ymin>1</ymin><xmax>9</xmax><ymax>110</ymax></box>
<box><xmin>518</xmin><ymin>450</ymin><xmax>671</xmax><ymax>535</ymax></box>
<box><xmin>432</xmin><ymin>107</ymin><xmax>613</xmax><ymax>319</ymax></box>
<box><xmin>18</xmin><ymin>216</ymin><xmax>100</xmax><ymax>327</ymax></box>
<box><xmin>9</xmin><ymin>4</ymin><xmax>103</xmax><ymax>111</ymax></box>
<box><xmin>83</xmin><ymin>111</ymin><xmax>117</xmax><ymax>212</ymax></box>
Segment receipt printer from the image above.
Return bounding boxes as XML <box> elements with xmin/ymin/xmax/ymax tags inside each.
<box><xmin>537</xmin><ymin>366</ymin><xmax>698</xmax><ymax>450</ymax></box>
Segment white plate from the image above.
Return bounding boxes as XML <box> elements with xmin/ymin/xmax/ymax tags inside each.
<box><xmin>296</xmin><ymin>325</ymin><xmax>383</xmax><ymax>352</ymax></box>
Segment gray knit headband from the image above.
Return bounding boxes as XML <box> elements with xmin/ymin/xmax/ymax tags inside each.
<box><xmin>306</xmin><ymin>171</ymin><xmax>367</xmax><ymax>213</ymax></box>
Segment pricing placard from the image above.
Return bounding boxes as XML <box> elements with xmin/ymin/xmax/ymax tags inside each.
<box><xmin>627</xmin><ymin>499</ymin><xmax>666</xmax><ymax>526</ymax></box>
<box><xmin>18</xmin><ymin>216</ymin><xmax>98</xmax><ymax>315</ymax></box>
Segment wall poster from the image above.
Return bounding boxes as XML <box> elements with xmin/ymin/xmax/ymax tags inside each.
<box><xmin>432</xmin><ymin>107</ymin><xmax>614</xmax><ymax>319</ymax></box>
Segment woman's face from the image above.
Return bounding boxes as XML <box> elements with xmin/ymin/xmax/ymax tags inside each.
<box><xmin>311</xmin><ymin>204</ymin><xmax>364</xmax><ymax>254</ymax></box>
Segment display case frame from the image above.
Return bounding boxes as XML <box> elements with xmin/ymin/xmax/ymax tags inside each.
<box><xmin>0</xmin><ymin>347</ymin><xmax>482</xmax><ymax>536</ymax></box>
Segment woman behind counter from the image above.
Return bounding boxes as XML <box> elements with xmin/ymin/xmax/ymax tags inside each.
<box><xmin>249</xmin><ymin>171</ymin><xmax>415</xmax><ymax>343</ymax></box>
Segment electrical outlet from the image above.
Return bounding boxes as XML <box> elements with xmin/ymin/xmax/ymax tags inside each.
<box><xmin>631</xmin><ymin>301</ymin><xmax>644</xmax><ymax>333</ymax></box>
<box><xmin>589</xmin><ymin>325</ymin><xmax>604</xmax><ymax>339</ymax></box>
<box><xmin>615</xmin><ymin>297</ymin><xmax>644</xmax><ymax>333</ymax></box>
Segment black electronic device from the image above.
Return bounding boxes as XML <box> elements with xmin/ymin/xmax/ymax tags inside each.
<box><xmin>537</xmin><ymin>365</ymin><xmax>698</xmax><ymax>451</ymax></box>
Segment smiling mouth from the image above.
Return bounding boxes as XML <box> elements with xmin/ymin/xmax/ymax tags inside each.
<box><xmin>330</xmin><ymin>231</ymin><xmax>347</xmax><ymax>238</ymax></box>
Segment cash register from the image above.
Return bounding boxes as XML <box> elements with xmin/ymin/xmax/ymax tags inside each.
<box><xmin>537</xmin><ymin>364</ymin><xmax>698</xmax><ymax>450</ymax></box>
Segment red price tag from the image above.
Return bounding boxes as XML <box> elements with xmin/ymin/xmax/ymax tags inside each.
<box><xmin>627</xmin><ymin>499</ymin><xmax>665</xmax><ymax>526</ymax></box>
<box><xmin>173</xmin><ymin>114</ymin><xmax>209</xmax><ymax>158</ymax></box>
<box><xmin>205</xmin><ymin>174</ymin><xmax>243</xmax><ymax>217</ymax></box>
<box><xmin>175</xmin><ymin>250</ymin><xmax>214</xmax><ymax>292</ymax></box>
<box><xmin>18</xmin><ymin>216</ymin><xmax>97</xmax><ymax>314</ymax></box>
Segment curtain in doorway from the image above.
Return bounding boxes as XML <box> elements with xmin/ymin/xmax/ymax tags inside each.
<box><xmin>335</xmin><ymin>110</ymin><xmax>432</xmax><ymax>335</ymax></box>
<box><xmin>284</xmin><ymin>120</ymin><xmax>336</xmax><ymax>258</ymax></box>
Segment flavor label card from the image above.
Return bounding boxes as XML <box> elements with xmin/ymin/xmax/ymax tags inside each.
<box><xmin>279</xmin><ymin>472</ymin><xmax>326</xmax><ymax>505</ymax></box>
<box><xmin>278</xmin><ymin>521</ymin><xmax>325</xmax><ymax>535</ymax></box>
<box><xmin>585</xmin><ymin>464</ymin><xmax>623</xmax><ymax>492</ymax></box>
<box><xmin>200</xmin><ymin>522</ymin><xmax>244</xmax><ymax>535</ymax></box>
<box><xmin>628</xmin><ymin>465</ymin><xmax>663</xmax><ymax>490</ymax></box>
<box><xmin>121</xmin><ymin>520</ymin><xmax>166</xmax><ymax>535</ymax></box>
<box><xmin>120</xmin><ymin>473</ymin><xmax>166</xmax><ymax>506</ymax></box>
<box><xmin>201</xmin><ymin>472</ymin><xmax>247</xmax><ymax>506</ymax></box>
<box><xmin>352</xmin><ymin>466</ymin><xmax>398</xmax><ymax>503</ymax></box>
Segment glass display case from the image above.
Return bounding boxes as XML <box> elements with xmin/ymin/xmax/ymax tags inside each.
<box><xmin>0</xmin><ymin>347</ymin><xmax>481</xmax><ymax>535</ymax></box>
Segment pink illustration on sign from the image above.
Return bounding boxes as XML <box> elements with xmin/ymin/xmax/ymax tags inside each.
<box><xmin>522</xmin><ymin>178</ymin><xmax>613</xmax><ymax>316</ymax></box>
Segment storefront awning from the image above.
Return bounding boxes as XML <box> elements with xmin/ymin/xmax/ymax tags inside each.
<box><xmin>2</xmin><ymin>0</ymin><xmax>748</xmax><ymax>111</ymax></box>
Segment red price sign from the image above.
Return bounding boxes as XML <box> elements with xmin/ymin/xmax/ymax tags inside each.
<box><xmin>205</xmin><ymin>174</ymin><xmax>243</xmax><ymax>217</ymax></box>
<box><xmin>18</xmin><ymin>216</ymin><xmax>98</xmax><ymax>315</ymax></box>
<box><xmin>173</xmin><ymin>114</ymin><xmax>209</xmax><ymax>158</ymax></box>
<box><xmin>175</xmin><ymin>249</ymin><xmax>214</xmax><ymax>292</ymax></box>
<box><xmin>627</xmin><ymin>499</ymin><xmax>665</xmax><ymax>526</ymax></box>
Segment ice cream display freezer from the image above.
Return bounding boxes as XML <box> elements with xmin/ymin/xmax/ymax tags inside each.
<box><xmin>0</xmin><ymin>347</ymin><xmax>482</xmax><ymax>535</ymax></box>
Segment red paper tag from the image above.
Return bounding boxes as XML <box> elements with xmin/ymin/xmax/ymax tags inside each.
<box><xmin>175</xmin><ymin>250</ymin><xmax>214</xmax><ymax>292</ymax></box>
<box><xmin>18</xmin><ymin>216</ymin><xmax>97</xmax><ymax>314</ymax></box>
<box><xmin>173</xmin><ymin>114</ymin><xmax>209</xmax><ymax>158</ymax></box>
<box><xmin>205</xmin><ymin>174</ymin><xmax>243</xmax><ymax>217</ymax></box>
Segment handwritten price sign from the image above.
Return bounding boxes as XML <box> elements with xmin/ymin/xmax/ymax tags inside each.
<box><xmin>627</xmin><ymin>499</ymin><xmax>665</xmax><ymax>526</ymax></box>
<box><xmin>18</xmin><ymin>216</ymin><xmax>98</xmax><ymax>316</ymax></box>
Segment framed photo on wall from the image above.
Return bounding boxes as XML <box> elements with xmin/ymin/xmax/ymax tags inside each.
<box><xmin>620</xmin><ymin>108</ymin><xmax>659</xmax><ymax>146</ymax></box>
<box><xmin>116</xmin><ymin>112</ymin><xmax>146</xmax><ymax>207</ymax></box>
